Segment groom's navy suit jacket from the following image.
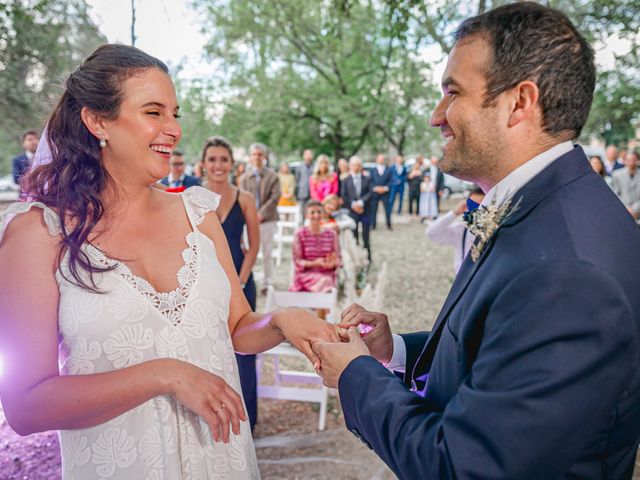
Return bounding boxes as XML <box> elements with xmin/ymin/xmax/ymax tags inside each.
<box><xmin>339</xmin><ymin>146</ymin><xmax>640</xmax><ymax>479</ymax></box>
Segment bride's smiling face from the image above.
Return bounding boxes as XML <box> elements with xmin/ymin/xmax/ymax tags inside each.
<box><xmin>100</xmin><ymin>68</ymin><xmax>182</xmax><ymax>184</ymax></box>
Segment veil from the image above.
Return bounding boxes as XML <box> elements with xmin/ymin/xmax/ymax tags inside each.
<box><xmin>31</xmin><ymin>124</ymin><xmax>54</xmax><ymax>170</ymax></box>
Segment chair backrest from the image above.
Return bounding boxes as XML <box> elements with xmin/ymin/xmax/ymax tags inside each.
<box><xmin>277</xmin><ymin>205</ymin><xmax>302</xmax><ymax>228</ymax></box>
<box><xmin>264</xmin><ymin>287</ymin><xmax>339</xmax><ymax>323</ymax></box>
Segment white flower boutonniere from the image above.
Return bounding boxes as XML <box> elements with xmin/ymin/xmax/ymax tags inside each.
<box><xmin>463</xmin><ymin>195</ymin><xmax>521</xmax><ymax>262</ymax></box>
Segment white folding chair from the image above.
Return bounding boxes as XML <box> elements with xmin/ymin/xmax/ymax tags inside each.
<box><xmin>257</xmin><ymin>286</ymin><xmax>338</xmax><ymax>430</ymax></box>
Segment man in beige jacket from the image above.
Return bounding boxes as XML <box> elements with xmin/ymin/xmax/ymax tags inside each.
<box><xmin>241</xmin><ymin>143</ymin><xmax>281</xmax><ymax>293</ymax></box>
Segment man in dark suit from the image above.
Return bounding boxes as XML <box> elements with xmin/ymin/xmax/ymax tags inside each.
<box><xmin>341</xmin><ymin>155</ymin><xmax>372</xmax><ymax>261</ymax></box>
<box><xmin>159</xmin><ymin>150</ymin><xmax>201</xmax><ymax>189</ymax></box>
<box><xmin>11</xmin><ymin>129</ymin><xmax>39</xmax><ymax>187</ymax></box>
<box><xmin>312</xmin><ymin>3</ymin><xmax>640</xmax><ymax>479</ymax></box>
<box><xmin>388</xmin><ymin>155</ymin><xmax>407</xmax><ymax>214</ymax></box>
<box><xmin>370</xmin><ymin>153</ymin><xmax>393</xmax><ymax>229</ymax></box>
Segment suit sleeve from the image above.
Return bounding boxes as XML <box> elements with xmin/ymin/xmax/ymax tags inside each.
<box><xmin>258</xmin><ymin>174</ymin><xmax>280</xmax><ymax>218</ymax></box>
<box><xmin>339</xmin><ymin>261</ymin><xmax>636</xmax><ymax>480</ymax></box>
<box><xmin>360</xmin><ymin>178</ymin><xmax>372</xmax><ymax>204</ymax></box>
<box><xmin>340</xmin><ymin>179</ymin><xmax>349</xmax><ymax>206</ymax></box>
<box><xmin>12</xmin><ymin>157</ymin><xmax>24</xmax><ymax>184</ymax></box>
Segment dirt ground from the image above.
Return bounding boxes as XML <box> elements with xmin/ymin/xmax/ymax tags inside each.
<box><xmin>1</xmin><ymin>200</ymin><xmax>638</xmax><ymax>479</ymax></box>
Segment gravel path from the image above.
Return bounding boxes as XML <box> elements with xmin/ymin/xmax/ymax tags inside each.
<box><xmin>1</xmin><ymin>199</ymin><xmax>638</xmax><ymax>479</ymax></box>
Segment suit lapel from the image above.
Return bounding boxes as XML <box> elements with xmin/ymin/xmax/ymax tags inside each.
<box><xmin>409</xmin><ymin>146</ymin><xmax>593</xmax><ymax>387</ymax></box>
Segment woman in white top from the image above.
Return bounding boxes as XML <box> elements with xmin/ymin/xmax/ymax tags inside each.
<box><xmin>426</xmin><ymin>187</ymin><xmax>484</xmax><ymax>273</ymax></box>
<box><xmin>0</xmin><ymin>44</ymin><xmax>337</xmax><ymax>480</ymax></box>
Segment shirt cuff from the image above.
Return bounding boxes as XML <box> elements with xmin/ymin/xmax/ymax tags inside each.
<box><xmin>384</xmin><ymin>334</ymin><xmax>406</xmax><ymax>372</ymax></box>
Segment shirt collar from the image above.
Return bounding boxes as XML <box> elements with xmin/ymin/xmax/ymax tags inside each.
<box><xmin>481</xmin><ymin>141</ymin><xmax>573</xmax><ymax>207</ymax></box>
<box><xmin>169</xmin><ymin>173</ymin><xmax>185</xmax><ymax>183</ymax></box>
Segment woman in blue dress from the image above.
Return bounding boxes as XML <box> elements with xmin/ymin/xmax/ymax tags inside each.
<box><xmin>201</xmin><ymin>136</ymin><xmax>261</xmax><ymax>430</ymax></box>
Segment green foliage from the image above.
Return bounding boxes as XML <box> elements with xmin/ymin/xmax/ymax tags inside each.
<box><xmin>0</xmin><ymin>0</ymin><xmax>106</xmax><ymax>175</ymax></box>
<box><xmin>192</xmin><ymin>0</ymin><xmax>640</xmax><ymax>162</ymax></box>
<box><xmin>192</xmin><ymin>0</ymin><xmax>443</xmax><ymax>163</ymax></box>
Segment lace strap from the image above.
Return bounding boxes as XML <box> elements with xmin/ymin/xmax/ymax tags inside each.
<box><xmin>0</xmin><ymin>201</ymin><xmax>62</xmax><ymax>242</ymax></box>
<box><xmin>180</xmin><ymin>186</ymin><xmax>221</xmax><ymax>227</ymax></box>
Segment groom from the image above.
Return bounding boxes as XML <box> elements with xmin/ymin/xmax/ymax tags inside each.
<box><xmin>312</xmin><ymin>3</ymin><xmax>640</xmax><ymax>479</ymax></box>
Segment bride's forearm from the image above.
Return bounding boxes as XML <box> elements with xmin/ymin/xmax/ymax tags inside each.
<box><xmin>231</xmin><ymin>309</ymin><xmax>303</xmax><ymax>354</ymax></box>
<box><xmin>4</xmin><ymin>358</ymin><xmax>176</xmax><ymax>436</ymax></box>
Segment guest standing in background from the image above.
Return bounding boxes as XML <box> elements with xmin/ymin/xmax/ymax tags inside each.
<box><xmin>407</xmin><ymin>159</ymin><xmax>424</xmax><ymax>219</ymax></box>
<box><xmin>277</xmin><ymin>162</ymin><xmax>297</xmax><ymax>206</ymax></box>
<box><xmin>241</xmin><ymin>143</ymin><xmax>280</xmax><ymax>294</ymax></box>
<box><xmin>340</xmin><ymin>156</ymin><xmax>372</xmax><ymax>261</ymax></box>
<box><xmin>370</xmin><ymin>153</ymin><xmax>393</xmax><ymax>230</ymax></box>
<box><xmin>612</xmin><ymin>150</ymin><xmax>640</xmax><ymax>220</ymax></box>
<box><xmin>428</xmin><ymin>155</ymin><xmax>445</xmax><ymax>212</ymax></box>
<box><xmin>590</xmin><ymin>156</ymin><xmax>613</xmax><ymax>189</ymax></box>
<box><xmin>232</xmin><ymin>161</ymin><xmax>246</xmax><ymax>187</ymax></box>
<box><xmin>604</xmin><ymin>145</ymin><xmax>624</xmax><ymax>176</ymax></box>
<box><xmin>295</xmin><ymin>148</ymin><xmax>314</xmax><ymax>214</ymax></box>
<box><xmin>12</xmin><ymin>129</ymin><xmax>39</xmax><ymax>192</ymax></box>
<box><xmin>419</xmin><ymin>170</ymin><xmax>439</xmax><ymax>221</ymax></box>
<box><xmin>201</xmin><ymin>136</ymin><xmax>261</xmax><ymax>431</ymax></box>
<box><xmin>159</xmin><ymin>150</ymin><xmax>201</xmax><ymax>190</ymax></box>
<box><xmin>309</xmin><ymin>154</ymin><xmax>339</xmax><ymax>202</ymax></box>
<box><xmin>389</xmin><ymin>155</ymin><xmax>407</xmax><ymax>215</ymax></box>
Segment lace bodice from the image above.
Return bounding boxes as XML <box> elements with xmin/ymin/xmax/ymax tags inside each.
<box><xmin>0</xmin><ymin>187</ymin><xmax>260</xmax><ymax>479</ymax></box>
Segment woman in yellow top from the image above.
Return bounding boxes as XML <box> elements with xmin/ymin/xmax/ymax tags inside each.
<box><xmin>277</xmin><ymin>162</ymin><xmax>297</xmax><ymax>206</ymax></box>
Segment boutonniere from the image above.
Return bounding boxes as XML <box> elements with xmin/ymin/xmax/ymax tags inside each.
<box><xmin>463</xmin><ymin>194</ymin><xmax>521</xmax><ymax>262</ymax></box>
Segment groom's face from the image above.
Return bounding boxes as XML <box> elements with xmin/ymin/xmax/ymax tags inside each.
<box><xmin>430</xmin><ymin>36</ymin><xmax>509</xmax><ymax>184</ymax></box>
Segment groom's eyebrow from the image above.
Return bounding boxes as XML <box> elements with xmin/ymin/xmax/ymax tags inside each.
<box><xmin>442</xmin><ymin>77</ymin><xmax>463</xmax><ymax>92</ymax></box>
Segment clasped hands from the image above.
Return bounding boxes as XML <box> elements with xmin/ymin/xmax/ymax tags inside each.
<box><xmin>304</xmin><ymin>253</ymin><xmax>338</xmax><ymax>270</ymax></box>
<box><xmin>309</xmin><ymin>303</ymin><xmax>393</xmax><ymax>388</ymax></box>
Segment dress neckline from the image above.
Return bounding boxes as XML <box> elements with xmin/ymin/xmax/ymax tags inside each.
<box><xmin>220</xmin><ymin>189</ymin><xmax>241</xmax><ymax>226</ymax></box>
<box><xmin>82</xmin><ymin>192</ymin><xmax>201</xmax><ymax>326</ymax></box>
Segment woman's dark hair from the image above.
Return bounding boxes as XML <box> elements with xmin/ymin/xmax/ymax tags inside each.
<box><xmin>454</xmin><ymin>2</ymin><xmax>595</xmax><ymax>140</ymax></box>
<box><xmin>23</xmin><ymin>44</ymin><xmax>168</xmax><ymax>292</ymax></box>
<box><xmin>589</xmin><ymin>156</ymin><xmax>605</xmax><ymax>178</ymax></box>
<box><xmin>305</xmin><ymin>200</ymin><xmax>323</xmax><ymax>212</ymax></box>
<box><xmin>201</xmin><ymin>136</ymin><xmax>235</xmax><ymax>163</ymax></box>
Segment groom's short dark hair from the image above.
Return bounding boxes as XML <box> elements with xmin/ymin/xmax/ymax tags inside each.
<box><xmin>454</xmin><ymin>2</ymin><xmax>595</xmax><ymax>140</ymax></box>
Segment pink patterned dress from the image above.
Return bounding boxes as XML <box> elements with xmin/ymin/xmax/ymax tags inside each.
<box><xmin>289</xmin><ymin>227</ymin><xmax>341</xmax><ymax>293</ymax></box>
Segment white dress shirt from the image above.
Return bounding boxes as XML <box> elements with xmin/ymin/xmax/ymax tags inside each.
<box><xmin>385</xmin><ymin>141</ymin><xmax>575</xmax><ymax>372</ymax></box>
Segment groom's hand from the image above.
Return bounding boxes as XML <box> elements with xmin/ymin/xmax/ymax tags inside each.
<box><xmin>312</xmin><ymin>327</ymin><xmax>369</xmax><ymax>388</ymax></box>
<box><xmin>339</xmin><ymin>303</ymin><xmax>393</xmax><ymax>365</ymax></box>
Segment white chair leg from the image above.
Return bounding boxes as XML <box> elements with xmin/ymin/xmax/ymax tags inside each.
<box><xmin>318</xmin><ymin>386</ymin><xmax>328</xmax><ymax>431</ymax></box>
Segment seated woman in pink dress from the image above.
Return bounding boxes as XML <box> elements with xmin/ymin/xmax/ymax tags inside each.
<box><xmin>309</xmin><ymin>154</ymin><xmax>339</xmax><ymax>202</ymax></box>
<box><xmin>290</xmin><ymin>200</ymin><xmax>341</xmax><ymax>294</ymax></box>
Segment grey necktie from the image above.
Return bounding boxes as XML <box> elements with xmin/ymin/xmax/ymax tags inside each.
<box><xmin>354</xmin><ymin>175</ymin><xmax>361</xmax><ymax>197</ymax></box>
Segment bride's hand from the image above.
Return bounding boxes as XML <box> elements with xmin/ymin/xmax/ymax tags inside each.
<box><xmin>166</xmin><ymin>359</ymin><xmax>247</xmax><ymax>443</ymax></box>
<box><xmin>272</xmin><ymin>308</ymin><xmax>341</xmax><ymax>369</ymax></box>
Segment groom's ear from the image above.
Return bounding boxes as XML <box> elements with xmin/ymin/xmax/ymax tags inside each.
<box><xmin>507</xmin><ymin>80</ymin><xmax>539</xmax><ymax>128</ymax></box>
<box><xmin>80</xmin><ymin>107</ymin><xmax>109</xmax><ymax>141</ymax></box>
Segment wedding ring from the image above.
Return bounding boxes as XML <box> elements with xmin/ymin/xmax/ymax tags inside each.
<box><xmin>214</xmin><ymin>407</ymin><xmax>223</xmax><ymax>414</ymax></box>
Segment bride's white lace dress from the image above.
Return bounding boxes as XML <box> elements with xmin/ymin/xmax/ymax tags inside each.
<box><xmin>1</xmin><ymin>187</ymin><xmax>260</xmax><ymax>479</ymax></box>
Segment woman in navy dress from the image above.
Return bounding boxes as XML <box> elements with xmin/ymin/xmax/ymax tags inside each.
<box><xmin>201</xmin><ymin>136</ymin><xmax>260</xmax><ymax>430</ymax></box>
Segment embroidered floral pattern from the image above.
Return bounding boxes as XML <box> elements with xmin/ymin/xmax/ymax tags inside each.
<box><xmin>4</xmin><ymin>193</ymin><xmax>256</xmax><ymax>479</ymax></box>
<box><xmin>91</xmin><ymin>427</ymin><xmax>137</xmax><ymax>477</ymax></box>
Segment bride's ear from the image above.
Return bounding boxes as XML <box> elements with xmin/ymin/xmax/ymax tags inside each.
<box><xmin>80</xmin><ymin>107</ymin><xmax>109</xmax><ymax>142</ymax></box>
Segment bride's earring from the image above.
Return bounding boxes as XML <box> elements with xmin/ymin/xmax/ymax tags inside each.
<box><xmin>98</xmin><ymin>132</ymin><xmax>107</xmax><ymax>148</ymax></box>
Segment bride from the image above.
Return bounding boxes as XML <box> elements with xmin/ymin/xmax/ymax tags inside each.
<box><xmin>0</xmin><ymin>44</ymin><xmax>338</xmax><ymax>479</ymax></box>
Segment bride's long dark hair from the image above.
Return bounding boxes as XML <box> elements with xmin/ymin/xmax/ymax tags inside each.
<box><xmin>23</xmin><ymin>44</ymin><xmax>168</xmax><ymax>292</ymax></box>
